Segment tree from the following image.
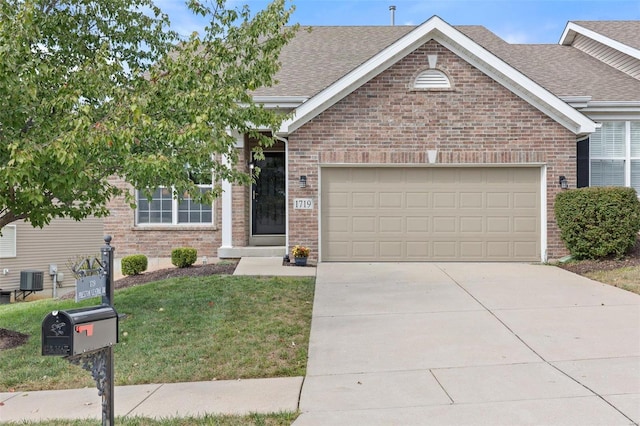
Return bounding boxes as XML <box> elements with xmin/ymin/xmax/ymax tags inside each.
<box><xmin>0</xmin><ymin>0</ymin><xmax>296</xmax><ymax>230</ymax></box>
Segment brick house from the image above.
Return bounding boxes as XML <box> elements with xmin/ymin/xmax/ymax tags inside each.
<box><xmin>104</xmin><ymin>16</ymin><xmax>640</xmax><ymax>264</ymax></box>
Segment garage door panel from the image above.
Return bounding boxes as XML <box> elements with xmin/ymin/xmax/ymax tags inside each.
<box><xmin>327</xmin><ymin>192</ymin><xmax>349</xmax><ymax>208</ymax></box>
<box><xmin>352</xmin><ymin>169</ymin><xmax>377</xmax><ymax>183</ymax></box>
<box><xmin>353</xmin><ymin>193</ymin><xmax>376</xmax><ymax>208</ymax></box>
<box><xmin>433</xmin><ymin>192</ymin><xmax>456</xmax><ymax>208</ymax></box>
<box><xmin>406</xmin><ymin>241</ymin><xmax>430</xmax><ymax>257</ymax></box>
<box><xmin>514</xmin><ymin>242</ymin><xmax>538</xmax><ymax>258</ymax></box>
<box><xmin>353</xmin><ymin>217</ymin><xmax>376</xmax><ymax>232</ymax></box>
<box><xmin>407</xmin><ymin>193</ymin><xmax>429</xmax><ymax>208</ymax></box>
<box><xmin>433</xmin><ymin>241</ymin><xmax>457</xmax><ymax>258</ymax></box>
<box><xmin>460</xmin><ymin>241</ymin><xmax>484</xmax><ymax>257</ymax></box>
<box><xmin>460</xmin><ymin>193</ymin><xmax>483</xmax><ymax>208</ymax></box>
<box><xmin>514</xmin><ymin>192</ymin><xmax>537</xmax><ymax>208</ymax></box>
<box><xmin>352</xmin><ymin>242</ymin><xmax>376</xmax><ymax>257</ymax></box>
<box><xmin>487</xmin><ymin>217</ymin><xmax>510</xmax><ymax>232</ymax></box>
<box><xmin>380</xmin><ymin>241</ymin><xmax>403</xmax><ymax>258</ymax></box>
<box><xmin>514</xmin><ymin>217</ymin><xmax>537</xmax><ymax>232</ymax></box>
<box><xmin>407</xmin><ymin>217</ymin><xmax>429</xmax><ymax>232</ymax></box>
<box><xmin>379</xmin><ymin>216</ymin><xmax>403</xmax><ymax>233</ymax></box>
<box><xmin>486</xmin><ymin>241</ymin><xmax>510</xmax><ymax>258</ymax></box>
<box><xmin>486</xmin><ymin>168</ymin><xmax>511</xmax><ymax>183</ymax></box>
<box><xmin>380</xmin><ymin>192</ymin><xmax>403</xmax><ymax>208</ymax></box>
<box><xmin>433</xmin><ymin>216</ymin><xmax>456</xmax><ymax>232</ymax></box>
<box><xmin>321</xmin><ymin>167</ymin><xmax>540</xmax><ymax>261</ymax></box>
<box><xmin>486</xmin><ymin>192</ymin><xmax>511</xmax><ymax>208</ymax></box>
<box><xmin>460</xmin><ymin>216</ymin><xmax>483</xmax><ymax>232</ymax></box>
<box><xmin>328</xmin><ymin>216</ymin><xmax>350</xmax><ymax>232</ymax></box>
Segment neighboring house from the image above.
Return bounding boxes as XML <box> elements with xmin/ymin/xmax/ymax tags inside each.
<box><xmin>105</xmin><ymin>16</ymin><xmax>640</xmax><ymax>264</ymax></box>
<box><xmin>0</xmin><ymin>217</ymin><xmax>103</xmax><ymax>300</ymax></box>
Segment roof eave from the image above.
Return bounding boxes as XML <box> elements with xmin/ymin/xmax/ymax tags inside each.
<box><xmin>559</xmin><ymin>22</ymin><xmax>640</xmax><ymax>60</ymax></box>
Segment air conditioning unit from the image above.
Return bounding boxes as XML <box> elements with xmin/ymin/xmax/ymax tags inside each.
<box><xmin>20</xmin><ymin>270</ymin><xmax>44</xmax><ymax>291</ymax></box>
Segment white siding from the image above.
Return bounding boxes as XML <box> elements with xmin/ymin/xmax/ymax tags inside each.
<box><xmin>573</xmin><ymin>34</ymin><xmax>640</xmax><ymax>79</ymax></box>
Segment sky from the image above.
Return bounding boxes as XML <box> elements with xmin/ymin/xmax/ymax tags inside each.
<box><xmin>158</xmin><ymin>0</ymin><xmax>640</xmax><ymax>44</ymax></box>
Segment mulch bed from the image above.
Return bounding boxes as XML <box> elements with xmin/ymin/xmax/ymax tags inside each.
<box><xmin>556</xmin><ymin>238</ymin><xmax>640</xmax><ymax>275</ymax></box>
<box><xmin>0</xmin><ymin>328</ymin><xmax>29</xmax><ymax>351</ymax></box>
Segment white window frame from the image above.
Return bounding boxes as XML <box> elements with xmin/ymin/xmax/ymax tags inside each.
<box><xmin>136</xmin><ymin>183</ymin><xmax>215</xmax><ymax>226</ymax></box>
<box><xmin>0</xmin><ymin>225</ymin><xmax>17</xmax><ymax>258</ymax></box>
<box><xmin>590</xmin><ymin>121</ymin><xmax>640</xmax><ymax>191</ymax></box>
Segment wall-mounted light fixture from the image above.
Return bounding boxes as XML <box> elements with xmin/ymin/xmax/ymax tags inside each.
<box><xmin>299</xmin><ymin>176</ymin><xmax>307</xmax><ymax>188</ymax></box>
<box><xmin>559</xmin><ymin>175</ymin><xmax>568</xmax><ymax>189</ymax></box>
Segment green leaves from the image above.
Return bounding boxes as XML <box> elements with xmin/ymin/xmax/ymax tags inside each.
<box><xmin>1</xmin><ymin>0</ymin><xmax>296</xmax><ymax>229</ymax></box>
<box><xmin>555</xmin><ymin>187</ymin><xmax>640</xmax><ymax>259</ymax></box>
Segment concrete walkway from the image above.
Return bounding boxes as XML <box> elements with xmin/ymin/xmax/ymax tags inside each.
<box><xmin>294</xmin><ymin>263</ymin><xmax>640</xmax><ymax>425</ymax></box>
<box><xmin>1</xmin><ymin>377</ymin><xmax>303</xmax><ymax>422</ymax></box>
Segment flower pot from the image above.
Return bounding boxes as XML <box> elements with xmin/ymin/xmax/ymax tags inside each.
<box><xmin>294</xmin><ymin>256</ymin><xmax>308</xmax><ymax>266</ymax></box>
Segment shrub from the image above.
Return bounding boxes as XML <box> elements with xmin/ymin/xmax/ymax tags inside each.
<box><xmin>171</xmin><ymin>247</ymin><xmax>197</xmax><ymax>268</ymax></box>
<box><xmin>555</xmin><ymin>187</ymin><xmax>640</xmax><ymax>259</ymax></box>
<box><xmin>121</xmin><ymin>254</ymin><xmax>148</xmax><ymax>276</ymax></box>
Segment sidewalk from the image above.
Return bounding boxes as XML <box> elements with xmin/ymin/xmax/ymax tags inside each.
<box><xmin>1</xmin><ymin>377</ymin><xmax>303</xmax><ymax>422</ymax></box>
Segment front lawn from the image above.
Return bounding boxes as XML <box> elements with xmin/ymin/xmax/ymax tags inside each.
<box><xmin>0</xmin><ymin>275</ymin><xmax>315</xmax><ymax>392</ymax></box>
<box><xmin>584</xmin><ymin>266</ymin><xmax>640</xmax><ymax>295</ymax></box>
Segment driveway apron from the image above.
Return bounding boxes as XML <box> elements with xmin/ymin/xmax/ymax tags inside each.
<box><xmin>294</xmin><ymin>263</ymin><xmax>640</xmax><ymax>425</ymax></box>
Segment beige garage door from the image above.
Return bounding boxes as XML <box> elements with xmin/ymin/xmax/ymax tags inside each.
<box><xmin>321</xmin><ymin>167</ymin><xmax>541</xmax><ymax>261</ymax></box>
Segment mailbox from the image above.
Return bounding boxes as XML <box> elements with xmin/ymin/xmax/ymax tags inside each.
<box><xmin>42</xmin><ymin>306</ymin><xmax>118</xmax><ymax>356</ymax></box>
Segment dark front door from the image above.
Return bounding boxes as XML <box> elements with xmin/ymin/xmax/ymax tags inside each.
<box><xmin>251</xmin><ymin>152</ymin><xmax>286</xmax><ymax>240</ymax></box>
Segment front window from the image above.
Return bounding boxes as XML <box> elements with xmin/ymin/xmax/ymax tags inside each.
<box><xmin>137</xmin><ymin>170</ymin><xmax>213</xmax><ymax>225</ymax></box>
<box><xmin>590</xmin><ymin>121</ymin><xmax>640</xmax><ymax>193</ymax></box>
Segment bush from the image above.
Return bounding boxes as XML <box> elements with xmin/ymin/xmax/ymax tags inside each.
<box><xmin>555</xmin><ymin>187</ymin><xmax>640</xmax><ymax>259</ymax></box>
<box><xmin>171</xmin><ymin>247</ymin><xmax>197</xmax><ymax>268</ymax></box>
<box><xmin>121</xmin><ymin>254</ymin><xmax>148</xmax><ymax>276</ymax></box>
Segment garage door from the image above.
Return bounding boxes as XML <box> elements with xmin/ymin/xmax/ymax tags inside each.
<box><xmin>321</xmin><ymin>167</ymin><xmax>541</xmax><ymax>261</ymax></box>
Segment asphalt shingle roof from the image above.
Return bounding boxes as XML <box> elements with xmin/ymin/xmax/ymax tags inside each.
<box><xmin>256</xmin><ymin>22</ymin><xmax>639</xmax><ymax>102</ymax></box>
<box><xmin>254</xmin><ymin>26</ymin><xmax>413</xmax><ymax>97</ymax></box>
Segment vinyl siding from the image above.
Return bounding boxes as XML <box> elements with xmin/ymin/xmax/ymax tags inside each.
<box><xmin>573</xmin><ymin>34</ymin><xmax>640</xmax><ymax>79</ymax></box>
<box><xmin>0</xmin><ymin>217</ymin><xmax>103</xmax><ymax>297</ymax></box>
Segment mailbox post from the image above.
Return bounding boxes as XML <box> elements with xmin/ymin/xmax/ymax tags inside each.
<box><xmin>42</xmin><ymin>236</ymin><xmax>116</xmax><ymax>426</ymax></box>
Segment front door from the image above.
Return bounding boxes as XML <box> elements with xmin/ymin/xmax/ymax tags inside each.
<box><xmin>250</xmin><ymin>152</ymin><xmax>286</xmax><ymax>246</ymax></box>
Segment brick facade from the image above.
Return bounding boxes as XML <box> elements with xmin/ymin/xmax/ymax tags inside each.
<box><xmin>104</xmin><ymin>177</ymin><xmax>222</xmax><ymax>259</ymax></box>
<box><xmin>287</xmin><ymin>41</ymin><xmax>575</xmax><ymax>261</ymax></box>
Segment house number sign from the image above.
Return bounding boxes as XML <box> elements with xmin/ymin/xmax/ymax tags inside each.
<box><xmin>294</xmin><ymin>198</ymin><xmax>314</xmax><ymax>210</ymax></box>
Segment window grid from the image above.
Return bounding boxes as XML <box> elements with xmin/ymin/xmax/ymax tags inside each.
<box><xmin>590</xmin><ymin>121</ymin><xmax>640</xmax><ymax>193</ymax></box>
<box><xmin>137</xmin><ymin>185</ymin><xmax>214</xmax><ymax>225</ymax></box>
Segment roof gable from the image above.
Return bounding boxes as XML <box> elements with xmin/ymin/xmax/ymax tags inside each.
<box><xmin>560</xmin><ymin>21</ymin><xmax>640</xmax><ymax>59</ymax></box>
<box><xmin>280</xmin><ymin>16</ymin><xmax>595</xmax><ymax>136</ymax></box>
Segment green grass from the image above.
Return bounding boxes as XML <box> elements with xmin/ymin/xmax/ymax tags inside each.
<box><xmin>585</xmin><ymin>266</ymin><xmax>640</xmax><ymax>295</ymax></box>
<box><xmin>3</xmin><ymin>412</ymin><xmax>298</xmax><ymax>425</ymax></box>
<box><xmin>0</xmin><ymin>275</ymin><xmax>315</xmax><ymax>392</ymax></box>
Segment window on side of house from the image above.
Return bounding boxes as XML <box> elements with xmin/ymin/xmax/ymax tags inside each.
<box><xmin>590</xmin><ymin>121</ymin><xmax>640</xmax><ymax>193</ymax></box>
<box><xmin>136</xmin><ymin>170</ymin><xmax>214</xmax><ymax>225</ymax></box>
<box><xmin>0</xmin><ymin>225</ymin><xmax>17</xmax><ymax>258</ymax></box>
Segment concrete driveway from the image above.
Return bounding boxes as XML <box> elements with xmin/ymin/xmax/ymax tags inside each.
<box><xmin>294</xmin><ymin>263</ymin><xmax>640</xmax><ymax>425</ymax></box>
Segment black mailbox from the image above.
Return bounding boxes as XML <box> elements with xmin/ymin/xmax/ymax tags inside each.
<box><xmin>42</xmin><ymin>306</ymin><xmax>118</xmax><ymax>356</ymax></box>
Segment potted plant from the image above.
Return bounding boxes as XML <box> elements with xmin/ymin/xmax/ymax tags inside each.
<box><xmin>291</xmin><ymin>245</ymin><xmax>310</xmax><ymax>266</ymax></box>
